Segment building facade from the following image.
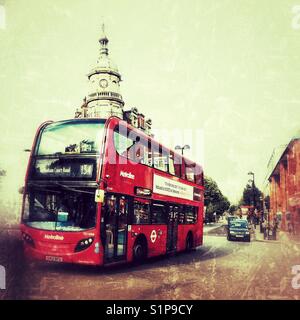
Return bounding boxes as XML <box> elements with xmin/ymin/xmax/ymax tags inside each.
<box><xmin>268</xmin><ymin>137</ymin><xmax>300</xmax><ymax>234</ymax></box>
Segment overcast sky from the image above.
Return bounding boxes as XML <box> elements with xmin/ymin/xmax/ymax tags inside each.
<box><xmin>0</xmin><ymin>0</ymin><xmax>300</xmax><ymax>203</ymax></box>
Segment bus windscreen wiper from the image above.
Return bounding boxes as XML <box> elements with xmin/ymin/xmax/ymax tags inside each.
<box><xmin>27</xmin><ymin>182</ymin><xmax>61</xmax><ymax>194</ymax></box>
<box><xmin>53</xmin><ymin>182</ymin><xmax>94</xmax><ymax>194</ymax></box>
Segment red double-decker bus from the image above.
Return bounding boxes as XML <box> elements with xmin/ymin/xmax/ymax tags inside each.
<box><xmin>20</xmin><ymin>117</ymin><xmax>204</xmax><ymax>266</ymax></box>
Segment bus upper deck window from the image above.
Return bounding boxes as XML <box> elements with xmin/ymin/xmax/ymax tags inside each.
<box><xmin>173</xmin><ymin>153</ymin><xmax>182</xmax><ymax>178</ymax></box>
<box><xmin>195</xmin><ymin>165</ymin><xmax>204</xmax><ymax>186</ymax></box>
<box><xmin>168</xmin><ymin>153</ymin><xmax>175</xmax><ymax>176</ymax></box>
<box><xmin>152</xmin><ymin>144</ymin><xmax>168</xmax><ymax>172</ymax></box>
<box><xmin>114</xmin><ymin>126</ymin><xmax>150</xmax><ymax>165</ymax></box>
<box><xmin>185</xmin><ymin>164</ymin><xmax>195</xmax><ymax>183</ymax></box>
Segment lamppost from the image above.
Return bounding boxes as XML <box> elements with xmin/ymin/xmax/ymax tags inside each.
<box><xmin>248</xmin><ymin>171</ymin><xmax>256</xmax><ymax>210</ymax></box>
<box><xmin>175</xmin><ymin>144</ymin><xmax>190</xmax><ymax>156</ymax></box>
<box><xmin>259</xmin><ymin>194</ymin><xmax>264</xmax><ymax>232</ymax></box>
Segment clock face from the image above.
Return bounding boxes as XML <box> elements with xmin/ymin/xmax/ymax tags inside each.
<box><xmin>99</xmin><ymin>79</ymin><xmax>108</xmax><ymax>88</ymax></box>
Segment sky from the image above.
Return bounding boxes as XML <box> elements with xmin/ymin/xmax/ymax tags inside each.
<box><xmin>0</xmin><ymin>0</ymin><xmax>300</xmax><ymax>204</ymax></box>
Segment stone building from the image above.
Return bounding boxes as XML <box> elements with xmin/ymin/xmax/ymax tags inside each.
<box><xmin>76</xmin><ymin>24</ymin><xmax>124</xmax><ymax>119</ymax></box>
<box><xmin>268</xmin><ymin>135</ymin><xmax>300</xmax><ymax>234</ymax></box>
<box><xmin>75</xmin><ymin>25</ymin><xmax>152</xmax><ymax>135</ymax></box>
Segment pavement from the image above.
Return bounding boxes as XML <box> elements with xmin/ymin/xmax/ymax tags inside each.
<box><xmin>203</xmin><ymin>222</ymin><xmax>225</xmax><ymax>234</ymax></box>
<box><xmin>251</xmin><ymin>223</ymin><xmax>300</xmax><ymax>245</ymax></box>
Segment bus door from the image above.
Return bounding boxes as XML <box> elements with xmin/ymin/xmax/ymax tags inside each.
<box><xmin>103</xmin><ymin>194</ymin><xmax>129</xmax><ymax>262</ymax></box>
<box><xmin>167</xmin><ymin>205</ymin><xmax>179</xmax><ymax>252</ymax></box>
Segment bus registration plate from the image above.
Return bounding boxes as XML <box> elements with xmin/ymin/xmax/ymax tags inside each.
<box><xmin>45</xmin><ymin>256</ymin><xmax>63</xmax><ymax>262</ymax></box>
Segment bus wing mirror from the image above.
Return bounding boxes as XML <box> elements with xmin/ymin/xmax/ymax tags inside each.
<box><xmin>95</xmin><ymin>189</ymin><xmax>104</xmax><ymax>203</ymax></box>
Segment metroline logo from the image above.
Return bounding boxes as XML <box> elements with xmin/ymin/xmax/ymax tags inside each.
<box><xmin>120</xmin><ymin>171</ymin><xmax>135</xmax><ymax>180</ymax></box>
<box><xmin>44</xmin><ymin>234</ymin><xmax>64</xmax><ymax>241</ymax></box>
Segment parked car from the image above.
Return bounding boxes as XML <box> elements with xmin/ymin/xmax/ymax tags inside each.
<box><xmin>227</xmin><ymin>219</ymin><xmax>251</xmax><ymax>242</ymax></box>
<box><xmin>227</xmin><ymin>215</ymin><xmax>238</xmax><ymax>225</ymax></box>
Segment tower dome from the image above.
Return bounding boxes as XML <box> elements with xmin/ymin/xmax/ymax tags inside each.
<box><xmin>80</xmin><ymin>24</ymin><xmax>124</xmax><ymax>119</ymax></box>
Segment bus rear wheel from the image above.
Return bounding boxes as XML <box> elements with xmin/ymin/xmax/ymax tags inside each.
<box><xmin>133</xmin><ymin>239</ymin><xmax>147</xmax><ymax>263</ymax></box>
<box><xmin>185</xmin><ymin>233</ymin><xmax>193</xmax><ymax>252</ymax></box>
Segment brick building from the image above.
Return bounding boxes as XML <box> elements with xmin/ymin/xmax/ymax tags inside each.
<box><xmin>268</xmin><ymin>137</ymin><xmax>300</xmax><ymax>234</ymax></box>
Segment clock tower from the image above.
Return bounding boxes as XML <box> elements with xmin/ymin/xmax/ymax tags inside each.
<box><xmin>77</xmin><ymin>24</ymin><xmax>124</xmax><ymax>119</ymax></box>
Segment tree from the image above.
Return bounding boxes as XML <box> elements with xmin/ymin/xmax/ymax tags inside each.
<box><xmin>240</xmin><ymin>183</ymin><xmax>263</xmax><ymax>210</ymax></box>
<box><xmin>204</xmin><ymin>176</ymin><xmax>230</xmax><ymax>220</ymax></box>
<box><xmin>264</xmin><ymin>195</ymin><xmax>270</xmax><ymax>210</ymax></box>
<box><xmin>229</xmin><ymin>204</ymin><xmax>238</xmax><ymax>214</ymax></box>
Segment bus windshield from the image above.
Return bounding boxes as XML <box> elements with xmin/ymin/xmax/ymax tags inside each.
<box><xmin>37</xmin><ymin>119</ymin><xmax>105</xmax><ymax>156</ymax></box>
<box><xmin>22</xmin><ymin>188</ymin><xmax>96</xmax><ymax>231</ymax></box>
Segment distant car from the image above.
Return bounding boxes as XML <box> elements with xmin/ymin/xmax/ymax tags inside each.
<box><xmin>227</xmin><ymin>219</ymin><xmax>251</xmax><ymax>242</ymax></box>
<box><xmin>204</xmin><ymin>216</ymin><xmax>210</xmax><ymax>224</ymax></box>
<box><xmin>204</xmin><ymin>213</ymin><xmax>216</xmax><ymax>224</ymax></box>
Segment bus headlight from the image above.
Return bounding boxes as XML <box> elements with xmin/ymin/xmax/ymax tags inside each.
<box><xmin>22</xmin><ymin>232</ymin><xmax>35</xmax><ymax>247</ymax></box>
<box><xmin>75</xmin><ymin>237</ymin><xmax>94</xmax><ymax>252</ymax></box>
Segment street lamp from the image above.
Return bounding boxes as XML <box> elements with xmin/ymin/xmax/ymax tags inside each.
<box><xmin>175</xmin><ymin>144</ymin><xmax>190</xmax><ymax>156</ymax></box>
<box><xmin>247</xmin><ymin>171</ymin><xmax>256</xmax><ymax>210</ymax></box>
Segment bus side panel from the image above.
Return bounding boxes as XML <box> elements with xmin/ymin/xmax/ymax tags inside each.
<box><xmin>176</xmin><ymin>205</ymin><xmax>203</xmax><ymax>251</ymax></box>
<box><xmin>177</xmin><ymin>225</ymin><xmax>194</xmax><ymax>251</ymax></box>
<box><xmin>195</xmin><ymin>205</ymin><xmax>204</xmax><ymax>247</ymax></box>
<box><xmin>127</xmin><ymin>225</ymin><xmax>168</xmax><ymax>261</ymax></box>
<box><xmin>105</xmin><ymin>161</ymin><xmax>153</xmax><ymax>195</ymax></box>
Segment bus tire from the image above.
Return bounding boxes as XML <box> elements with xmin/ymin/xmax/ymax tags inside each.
<box><xmin>185</xmin><ymin>232</ymin><xmax>193</xmax><ymax>252</ymax></box>
<box><xmin>133</xmin><ymin>237</ymin><xmax>147</xmax><ymax>263</ymax></box>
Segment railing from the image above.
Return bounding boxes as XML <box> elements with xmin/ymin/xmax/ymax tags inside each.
<box><xmin>87</xmin><ymin>91</ymin><xmax>123</xmax><ymax>102</ymax></box>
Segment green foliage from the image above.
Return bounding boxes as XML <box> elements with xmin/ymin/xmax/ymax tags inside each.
<box><xmin>0</xmin><ymin>169</ymin><xmax>6</xmax><ymax>177</ymax></box>
<box><xmin>264</xmin><ymin>195</ymin><xmax>270</xmax><ymax>210</ymax></box>
<box><xmin>240</xmin><ymin>183</ymin><xmax>263</xmax><ymax>210</ymax></box>
<box><xmin>229</xmin><ymin>204</ymin><xmax>238</xmax><ymax>214</ymax></box>
<box><xmin>204</xmin><ymin>176</ymin><xmax>230</xmax><ymax>216</ymax></box>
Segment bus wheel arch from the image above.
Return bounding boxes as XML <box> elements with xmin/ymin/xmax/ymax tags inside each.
<box><xmin>185</xmin><ymin>231</ymin><xmax>194</xmax><ymax>252</ymax></box>
<box><xmin>133</xmin><ymin>234</ymin><xmax>148</xmax><ymax>262</ymax></box>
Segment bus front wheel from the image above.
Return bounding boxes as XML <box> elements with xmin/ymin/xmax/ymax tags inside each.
<box><xmin>133</xmin><ymin>238</ymin><xmax>147</xmax><ymax>263</ymax></box>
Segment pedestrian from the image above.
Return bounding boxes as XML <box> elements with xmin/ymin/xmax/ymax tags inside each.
<box><xmin>288</xmin><ymin>221</ymin><xmax>293</xmax><ymax>235</ymax></box>
<box><xmin>262</xmin><ymin>220</ymin><xmax>267</xmax><ymax>239</ymax></box>
<box><xmin>253</xmin><ymin>214</ymin><xmax>256</xmax><ymax>229</ymax></box>
<box><xmin>272</xmin><ymin>220</ymin><xmax>278</xmax><ymax>240</ymax></box>
<box><xmin>247</xmin><ymin>214</ymin><xmax>251</xmax><ymax>224</ymax></box>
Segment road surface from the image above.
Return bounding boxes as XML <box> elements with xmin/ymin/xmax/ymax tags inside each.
<box><xmin>3</xmin><ymin>223</ymin><xmax>297</xmax><ymax>300</ymax></box>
